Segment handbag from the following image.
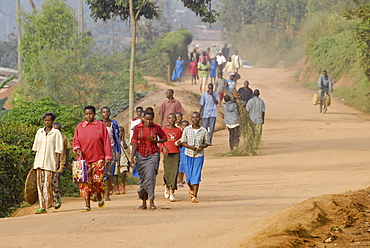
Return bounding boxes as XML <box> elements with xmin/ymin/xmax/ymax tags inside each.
<box><xmin>72</xmin><ymin>157</ymin><xmax>88</xmax><ymax>183</ymax></box>
<box><xmin>171</xmin><ymin>71</ymin><xmax>177</xmax><ymax>81</ymax></box>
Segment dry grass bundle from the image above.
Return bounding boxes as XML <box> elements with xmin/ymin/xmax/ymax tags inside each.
<box><xmin>223</xmin><ymin>89</ymin><xmax>260</xmax><ymax>156</ymax></box>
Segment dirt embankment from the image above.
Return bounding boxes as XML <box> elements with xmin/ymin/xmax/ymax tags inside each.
<box><xmin>244</xmin><ymin>188</ymin><xmax>370</xmax><ymax>247</ymax></box>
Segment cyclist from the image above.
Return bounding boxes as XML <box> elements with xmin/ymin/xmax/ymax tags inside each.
<box><xmin>318</xmin><ymin>70</ymin><xmax>333</xmax><ymax>104</ymax></box>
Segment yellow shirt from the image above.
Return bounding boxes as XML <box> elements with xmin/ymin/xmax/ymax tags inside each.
<box><xmin>32</xmin><ymin>127</ymin><xmax>63</xmax><ymax>172</ymax></box>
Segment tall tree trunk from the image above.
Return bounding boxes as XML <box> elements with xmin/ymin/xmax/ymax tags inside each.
<box><xmin>16</xmin><ymin>0</ymin><xmax>22</xmax><ymax>86</ymax></box>
<box><xmin>128</xmin><ymin>0</ymin><xmax>136</xmax><ymax>121</ymax></box>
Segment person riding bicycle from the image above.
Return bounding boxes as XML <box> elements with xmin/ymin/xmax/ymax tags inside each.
<box><xmin>318</xmin><ymin>70</ymin><xmax>333</xmax><ymax>104</ymax></box>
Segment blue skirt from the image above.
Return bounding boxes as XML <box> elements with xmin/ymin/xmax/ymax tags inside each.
<box><xmin>184</xmin><ymin>155</ymin><xmax>204</xmax><ymax>185</ymax></box>
<box><xmin>178</xmin><ymin>147</ymin><xmax>185</xmax><ymax>173</ymax></box>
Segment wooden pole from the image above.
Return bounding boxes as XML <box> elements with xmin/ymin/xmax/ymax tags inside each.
<box><xmin>128</xmin><ymin>0</ymin><xmax>136</xmax><ymax>121</ymax></box>
<box><xmin>16</xmin><ymin>0</ymin><xmax>22</xmax><ymax>85</ymax></box>
<box><xmin>78</xmin><ymin>0</ymin><xmax>84</xmax><ymax>37</ymax></box>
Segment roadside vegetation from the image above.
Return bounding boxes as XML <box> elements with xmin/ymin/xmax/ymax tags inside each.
<box><xmin>0</xmin><ymin>0</ymin><xmax>193</xmax><ymax>217</ymax></box>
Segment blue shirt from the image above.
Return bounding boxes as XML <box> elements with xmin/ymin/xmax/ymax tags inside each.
<box><xmin>199</xmin><ymin>91</ymin><xmax>219</xmax><ymax>118</ymax></box>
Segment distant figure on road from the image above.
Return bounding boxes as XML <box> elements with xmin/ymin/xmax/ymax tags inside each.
<box><xmin>216</xmin><ymin>51</ymin><xmax>226</xmax><ymax>75</ymax></box>
<box><xmin>210</xmin><ymin>44</ymin><xmax>218</xmax><ymax>58</ymax></box>
<box><xmin>222</xmin><ymin>44</ymin><xmax>230</xmax><ymax>60</ymax></box>
<box><xmin>158</xmin><ymin>89</ymin><xmax>185</xmax><ymax>127</ymax></box>
<box><xmin>188</xmin><ymin>57</ymin><xmax>198</xmax><ymax>85</ymax></box>
<box><xmin>209</xmin><ymin>57</ymin><xmax>217</xmax><ymax>84</ymax></box>
<box><xmin>199</xmin><ymin>83</ymin><xmax>219</xmax><ymax>145</ymax></box>
<box><xmin>237</xmin><ymin>80</ymin><xmax>254</xmax><ymax>106</ymax></box>
<box><xmin>198</xmin><ymin>57</ymin><xmax>210</xmax><ymax>93</ymax></box>
<box><xmin>231</xmin><ymin>50</ymin><xmax>243</xmax><ymax>73</ymax></box>
<box><xmin>215</xmin><ymin>72</ymin><xmax>228</xmax><ymax>105</ymax></box>
<box><xmin>223</xmin><ymin>95</ymin><xmax>240</xmax><ymax>150</ymax></box>
<box><xmin>189</xmin><ymin>48</ymin><xmax>200</xmax><ymax>62</ymax></box>
<box><xmin>317</xmin><ymin>70</ymin><xmax>333</xmax><ymax>104</ymax></box>
<box><xmin>223</xmin><ymin>57</ymin><xmax>235</xmax><ymax>75</ymax></box>
<box><xmin>174</xmin><ymin>56</ymin><xmax>184</xmax><ymax>84</ymax></box>
<box><xmin>246</xmin><ymin>90</ymin><xmax>266</xmax><ymax>146</ymax></box>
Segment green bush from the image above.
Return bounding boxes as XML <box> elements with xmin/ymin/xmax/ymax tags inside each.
<box><xmin>0</xmin><ymin>122</ymin><xmax>37</xmax><ymax>217</ymax></box>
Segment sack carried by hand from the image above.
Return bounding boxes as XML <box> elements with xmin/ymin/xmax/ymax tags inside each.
<box><xmin>312</xmin><ymin>93</ymin><xmax>318</xmax><ymax>105</ymax></box>
<box><xmin>72</xmin><ymin>157</ymin><xmax>87</xmax><ymax>183</ymax></box>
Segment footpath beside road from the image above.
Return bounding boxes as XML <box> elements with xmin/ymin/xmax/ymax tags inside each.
<box><xmin>0</xmin><ymin>68</ymin><xmax>370</xmax><ymax>248</ymax></box>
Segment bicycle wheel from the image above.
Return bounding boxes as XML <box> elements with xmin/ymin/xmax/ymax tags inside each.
<box><xmin>323</xmin><ymin>95</ymin><xmax>327</xmax><ymax>114</ymax></box>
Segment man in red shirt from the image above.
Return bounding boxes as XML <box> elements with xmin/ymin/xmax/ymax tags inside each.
<box><xmin>158</xmin><ymin>89</ymin><xmax>185</xmax><ymax>127</ymax></box>
<box><xmin>73</xmin><ymin>105</ymin><xmax>112</xmax><ymax>212</ymax></box>
<box><xmin>130</xmin><ymin>111</ymin><xmax>167</xmax><ymax>209</ymax></box>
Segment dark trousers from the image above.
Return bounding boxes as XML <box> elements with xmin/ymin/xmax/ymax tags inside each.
<box><xmin>228</xmin><ymin>126</ymin><xmax>240</xmax><ymax>150</ymax></box>
<box><xmin>202</xmin><ymin>117</ymin><xmax>216</xmax><ymax>145</ymax></box>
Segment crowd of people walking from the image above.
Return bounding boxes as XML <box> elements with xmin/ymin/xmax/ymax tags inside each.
<box><xmin>30</xmin><ymin>43</ymin><xmax>266</xmax><ymax>214</ymax></box>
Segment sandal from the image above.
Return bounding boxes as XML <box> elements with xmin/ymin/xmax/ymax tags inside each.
<box><xmin>81</xmin><ymin>207</ymin><xmax>91</xmax><ymax>212</ymax></box>
<box><xmin>55</xmin><ymin>197</ymin><xmax>62</xmax><ymax>210</ymax></box>
<box><xmin>149</xmin><ymin>205</ymin><xmax>157</xmax><ymax>210</ymax></box>
<box><xmin>191</xmin><ymin>197</ymin><xmax>198</xmax><ymax>203</ymax></box>
<box><xmin>189</xmin><ymin>190</ymin><xmax>194</xmax><ymax>198</ymax></box>
<box><xmin>35</xmin><ymin>208</ymin><xmax>47</xmax><ymax>214</ymax></box>
<box><xmin>138</xmin><ymin>205</ymin><xmax>147</xmax><ymax>210</ymax></box>
<box><xmin>98</xmin><ymin>199</ymin><xmax>106</xmax><ymax>209</ymax></box>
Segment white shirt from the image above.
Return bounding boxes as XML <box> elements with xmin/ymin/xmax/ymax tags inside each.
<box><xmin>32</xmin><ymin>127</ymin><xmax>63</xmax><ymax>172</ymax></box>
<box><xmin>216</xmin><ymin>55</ymin><xmax>226</xmax><ymax>65</ymax></box>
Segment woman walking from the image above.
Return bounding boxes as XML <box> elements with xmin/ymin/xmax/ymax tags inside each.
<box><xmin>32</xmin><ymin>112</ymin><xmax>63</xmax><ymax>214</ymax></box>
<box><xmin>160</xmin><ymin>113</ymin><xmax>182</xmax><ymax>202</ymax></box>
<box><xmin>188</xmin><ymin>57</ymin><xmax>198</xmax><ymax>85</ymax></box>
<box><xmin>209</xmin><ymin>57</ymin><xmax>217</xmax><ymax>84</ymax></box>
<box><xmin>73</xmin><ymin>106</ymin><xmax>112</xmax><ymax>212</ymax></box>
<box><xmin>130</xmin><ymin>111</ymin><xmax>167</xmax><ymax>209</ymax></box>
<box><xmin>174</xmin><ymin>56</ymin><xmax>184</xmax><ymax>84</ymax></box>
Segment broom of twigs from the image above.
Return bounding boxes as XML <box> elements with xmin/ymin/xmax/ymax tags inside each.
<box><xmin>222</xmin><ymin>88</ymin><xmax>259</xmax><ymax>156</ymax></box>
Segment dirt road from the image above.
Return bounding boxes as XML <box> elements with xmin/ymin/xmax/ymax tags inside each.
<box><xmin>1</xmin><ymin>67</ymin><xmax>370</xmax><ymax>248</ymax></box>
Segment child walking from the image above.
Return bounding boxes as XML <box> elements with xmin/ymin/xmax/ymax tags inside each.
<box><xmin>178</xmin><ymin>120</ymin><xmax>189</xmax><ymax>187</ymax></box>
<box><xmin>179</xmin><ymin>112</ymin><xmax>210</xmax><ymax>203</ymax></box>
<box><xmin>160</xmin><ymin>113</ymin><xmax>182</xmax><ymax>202</ymax></box>
<box><xmin>114</xmin><ymin>126</ymin><xmax>130</xmax><ymax>194</ymax></box>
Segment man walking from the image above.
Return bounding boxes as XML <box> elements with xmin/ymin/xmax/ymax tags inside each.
<box><xmin>223</xmin><ymin>95</ymin><xmax>240</xmax><ymax>150</ymax></box>
<box><xmin>237</xmin><ymin>80</ymin><xmax>254</xmax><ymax>106</ymax></box>
<box><xmin>199</xmin><ymin>83</ymin><xmax>219</xmax><ymax>145</ymax></box>
<box><xmin>159</xmin><ymin>89</ymin><xmax>185</xmax><ymax>127</ymax></box>
<box><xmin>216</xmin><ymin>51</ymin><xmax>226</xmax><ymax>75</ymax></box>
<box><xmin>246</xmin><ymin>89</ymin><xmax>266</xmax><ymax>146</ymax></box>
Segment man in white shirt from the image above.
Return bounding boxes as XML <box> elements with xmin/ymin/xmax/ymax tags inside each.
<box><xmin>216</xmin><ymin>51</ymin><xmax>226</xmax><ymax>75</ymax></box>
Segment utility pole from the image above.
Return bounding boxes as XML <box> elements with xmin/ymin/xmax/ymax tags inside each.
<box><xmin>16</xmin><ymin>0</ymin><xmax>22</xmax><ymax>85</ymax></box>
<box><xmin>78</xmin><ymin>0</ymin><xmax>84</xmax><ymax>37</ymax></box>
<box><xmin>110</xmin><ymin>20</ymin><xmax>114</xmax><ymax>53</ymax></box>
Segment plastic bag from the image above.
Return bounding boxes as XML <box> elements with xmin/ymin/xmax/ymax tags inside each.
<box><xmin>72</xmin><ymin>158</ymin><xmax>87</xmax><ymax>183</ymax></box>
<box><xmin>171</xmin><ymin>71</ymin><xmax>177</xmax><ymax>81</ymax></box>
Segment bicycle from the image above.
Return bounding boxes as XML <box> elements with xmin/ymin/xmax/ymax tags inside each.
<box><xmin>318</xmin><ymin>90</ymin><xmax>330</xmax><ymax>114</ymax></box>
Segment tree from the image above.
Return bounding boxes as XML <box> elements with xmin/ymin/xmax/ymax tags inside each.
<box><xmin>0</xmin><ymin>34</ymin><xmax>18</xmax><ymax>69</ymax></box>
<box><xmin>86</xmin><ymin>0</ymin><xmax>219</xmax><ymax>120</ymax></box>
<box><xmin>343</xmin><ymin>0</ymin><xmax>370</xmax><ymax>81</ymax></box>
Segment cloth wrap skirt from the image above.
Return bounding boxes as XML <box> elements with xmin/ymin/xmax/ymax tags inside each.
<box><xmin>136</xmin><ymin>152</ymin><xmax>160</xmax><ymax>200</ymax></box>
<box><xmin>163</xmin><ymin>153</ymin><xmax>180</xmax><ymax>190</ymax></box>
